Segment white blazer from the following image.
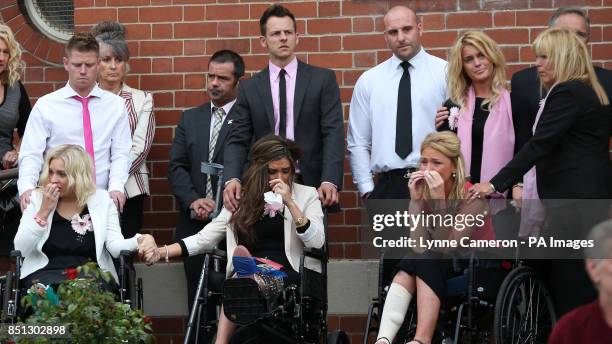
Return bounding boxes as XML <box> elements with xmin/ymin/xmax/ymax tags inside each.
<box><xmin>121</xmin><ymin>84</ymin><xmax>155</xmax><ymax>198</ymax></box>
<box><xmin>14</xmin><ymin>189</ymin><xmax>139</xmax><ymax>282</ymax></box>
<box><xmin>183</xmin><ymin>183</ymin><xmax>325</xmax><ymax>277</ymax></box>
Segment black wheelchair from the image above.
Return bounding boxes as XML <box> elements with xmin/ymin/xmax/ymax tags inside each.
<box><xmin>185</xmin><ymin>212</ymin><xmax>349</xmax><ymax>344</ymax></box>
<box><xmin>364</xmin><ymin>251</ymin><xmax>556</xmax><ymax>344</ymax></box>
<box><xmin>0</xmin><ymin>249</ymin><xmax>144</xmax><ymax>324</ymax></box>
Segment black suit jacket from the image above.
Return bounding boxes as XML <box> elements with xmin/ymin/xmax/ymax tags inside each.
<box><xmin>491</xmin><ymin>80</ymin><xmax>611</xmax><ymax>198</ymax></box>
<box><xmin>224</xmin><ymin>60</ymin><xmax>344</xmax><ymax>189</ymax></box>
<box><xmin>169</xmin><ymin>102</ymin><xmax>236</xmax><ymax>240</ymax></box>
<box><xmin>511</xmin><ymin>65</ymin><xmax>612</xmax><ymax>152</ymax></box>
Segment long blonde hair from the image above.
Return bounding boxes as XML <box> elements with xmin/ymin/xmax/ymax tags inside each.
<box><xmin>420</xmin><ymin>132</ymin><xmax>467</xmax><ymax>201</ymax></box>
<box><xmin>447</xmin><ymin>31</ymin><xmax>507</xmax><ymax>111</ymax></box>
<box><xmin>39</xmin><ymin>145</ymin><xmax>96</xmax><ymax>208</ymax></box>
<box><xmin>0</xmin><ymin>24</ymin><xmax>23</xmax><ymax>87</ymax></box>
<box><xmin>533</xmin><ymin>27</ymin><xmax>609</xmax><ymax>105</ymax></box>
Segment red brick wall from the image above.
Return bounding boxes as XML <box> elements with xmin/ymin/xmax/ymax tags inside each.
<box><xmin>2</xmin><ymin>0</ymin><xmax>611</xmax><ymax>258</ymax></box>
<box><xmin>2</xmin><ymin>1</ymin><xmax>611</xmax><ymax>341</ymax></box>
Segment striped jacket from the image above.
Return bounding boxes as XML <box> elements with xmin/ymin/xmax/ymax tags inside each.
<box><xmin>120</xmin><ymin>84</ymin><xmax>155</xmax><ymax>198</ymax></box>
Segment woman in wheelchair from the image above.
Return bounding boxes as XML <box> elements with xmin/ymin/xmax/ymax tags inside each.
<box><xmin>14</xmin><ymin>144</ymin><xmax>157</xmax><ymax>294</ymax></box>
<box><xmin>375</xmin><ymin>132</ymin><xmax>491</xmax><ymax>344</ymax></box>
<box><xmin>156</xmin><ymin>135</ymin><xmax>325</xmax><ymax>344</ymax></box>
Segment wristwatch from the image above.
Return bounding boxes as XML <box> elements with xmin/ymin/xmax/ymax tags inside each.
<box><xmin>295</xmin><ymin>217</ymin><xmax>306</xmax><ymax>227</ymax></box>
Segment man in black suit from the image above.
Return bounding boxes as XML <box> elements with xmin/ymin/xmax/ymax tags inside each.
<box><xmin>223</xmin><ymin>4</ymin><xmax>344</xmax><ymax>211</ymax></box>
<box><xmin>511</xmin><ymin>7</ymin><xmax>612</xmax><ymax>153</ymax></box>
<box><xmin>168</xmin><ymin>50</ymin><xmax>244</xmax><ymax>318</ymax></box>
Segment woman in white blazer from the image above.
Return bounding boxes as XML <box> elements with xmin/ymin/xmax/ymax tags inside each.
<box><xmin>155</xmin><ymin>136</ymin><xmax>325</xmax><ymax>344</ymax></box>
<box><xmin>93</xmin><ymin>21</ymin><xmax>155</xmax><ymax>238</ymax></box>
<box><xmin>14</xmin><ymin>145</ymin><xmax>157</xmax><ymax>287</ymax></box>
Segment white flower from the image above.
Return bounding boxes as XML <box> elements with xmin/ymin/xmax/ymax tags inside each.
<box><xmin>70</xmin><ymin>214</ymin><xmax>93</xmax><ymax>235</ymax></box>
<box><xmin>448</xmin><ymin>106</ymin><xmax>460</xmax><ymax>130</ymax></box>
<box><xmin>263</xmin><ymin>191</ymin><xmax>284</xmax><ymax>217</ymax></box>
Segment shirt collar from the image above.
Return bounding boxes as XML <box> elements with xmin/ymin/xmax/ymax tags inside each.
<box><xmin>61</xmin><ymin>82</ymin><xmax>105</xmax><ymax>99</ymax></box>
<box><xmin>211</xmin><ymin>98</ymin><xmax>237</xmax><ymax>115</ymax></box>
<box><xmin>269</xmin><ymin>57</ymin><xmax>298</xmax><ymax>81</ymax></box>
<box><xmin>390</xmin><ymin>47</ymin><xmax>426</xmax><ymax>71</ymax></box>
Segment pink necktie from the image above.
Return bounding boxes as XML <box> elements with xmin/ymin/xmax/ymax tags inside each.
<box><xmin>73</xmin><ymin>95</ymin><xmax>96</xmax><ymax>179</ymax></box>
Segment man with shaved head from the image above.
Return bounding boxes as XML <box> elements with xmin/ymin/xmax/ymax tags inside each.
<box><xmin>348</xmin><ymin>6</ymin><xmax>447</xmax><ymax>200</ymax></box>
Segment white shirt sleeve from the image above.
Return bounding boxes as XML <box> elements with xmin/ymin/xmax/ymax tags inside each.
<box><xmin>17</xmin><ymin>104</ymin><xmax>49</xmax><ymax>195</ymax></box>
<box><xmin>347</xmin><ymin>75</ymin><xmax>375</xmax><ymax>195</ymax></box>
<box><xmin>108</xmin><ymin>104</ymin><xmax>132</xmax><ymax>193</ymax></box>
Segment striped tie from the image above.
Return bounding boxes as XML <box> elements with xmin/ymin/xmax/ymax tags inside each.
<box><xmin>206</xmin><ymin>107</ymin><xmax>225</xmax><ymax>199</ymax></box>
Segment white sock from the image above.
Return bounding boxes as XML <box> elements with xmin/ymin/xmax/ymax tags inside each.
<box><xmin>376</xmin><ymin>282</ymin><xmax>413</xmax><ymax>343</ymax></box>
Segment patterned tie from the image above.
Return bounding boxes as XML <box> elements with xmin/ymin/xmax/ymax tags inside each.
<box><xmin>73</xmin><ymin>95</ymin><xmax>96</xmax><ymax>179</ymax></box>
<box><xmin>206</xmin><ymin>107</ymin><xmax>225</xmax><ymax>199</ymax></box>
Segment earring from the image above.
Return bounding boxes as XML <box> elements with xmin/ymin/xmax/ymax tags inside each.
<box><xmin>452</xmin><ymin>172</ymin><xmax>456</xmax><ymax>178</ymax></box>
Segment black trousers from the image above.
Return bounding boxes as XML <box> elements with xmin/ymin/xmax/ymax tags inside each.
<box><xmin>120</xmin><ymin>195</ymin><xmax>145</xmax><ymax>238</ymax></box>
<box><xmin>370</xmin><ymin>169</ymin><xmax>415</xmax><ymax>199</ymax></box>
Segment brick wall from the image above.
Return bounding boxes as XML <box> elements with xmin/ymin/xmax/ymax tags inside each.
<box><xmin>2</xmin><ymin>0</ymin><xmax>611</xmax><ymax>342</ymax></box>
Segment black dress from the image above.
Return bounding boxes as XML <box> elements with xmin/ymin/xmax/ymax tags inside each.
<box><xmin>244</xmin><ymin>213</ymin><xmax>301</xmax><ymax>286</ymax></box>
<box><xmin>24</xmin><ymin>208</ymin><xmax>96</xmax><ymax>286</ymax></box>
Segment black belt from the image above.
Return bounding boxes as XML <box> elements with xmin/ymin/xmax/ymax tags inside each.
<box><xmin>378</xmin><ymin>168</ymin><xmax>418</xmax><ymax>180</ymax></box>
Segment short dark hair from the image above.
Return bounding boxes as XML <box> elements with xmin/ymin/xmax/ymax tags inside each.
<box><xmin>549</xmin><ymin>7</ymin><xmax>590</xmax><ymax>33</ymax></box>
<box><xmin>66</xmin><ymin>32</ymin><xmax>99</xmax><ymax>56</ymax></box>
<box><xmin>259</xmin><ymin>4</ymin><xmax>296</xmax><ymax>36</ymax></box>
<box><xmin>209</xmin><ymin>50</ymin><xmax>245</xmax><ymax>80</ymax></box>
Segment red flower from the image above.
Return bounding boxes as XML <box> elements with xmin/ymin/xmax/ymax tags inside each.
<box><xmin>143</xmin><ymin>316</ymin><xmax>152</xmax><ymax>325</ymax></box>
<box><xmin>64</xmin><ymin>268</ymin><xmax>78</xmax><ymax>280</ymax></box>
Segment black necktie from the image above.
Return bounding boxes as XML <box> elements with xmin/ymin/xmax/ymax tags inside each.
<box><xmin>279</xmin><ymin>69</ymin><xmax>287</xmax><ymax>138</ymax></box>
<box><xmin>396</xmin><ymin>61</ymin><xmax>412</xmax><ymax>159</ymax></box>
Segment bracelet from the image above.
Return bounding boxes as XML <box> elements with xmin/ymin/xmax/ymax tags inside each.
<box><xmin>164</xmin><ymin>245</ymin><xmax>170</xmax><ymax>263</ymax></box>
<box><xmin>488</xmin><ymin>182</ymin><xmax>497</xmax><ymax>194</ymax></box>
<box><xmin>33</xmin><ymin>215</ymin><xmax>47</xmax><ymax>228</ymax></box>
<box><xmin>512</xmin><ymin>183</ymin><xmax>524</xmax><ymax>189</ymax></box>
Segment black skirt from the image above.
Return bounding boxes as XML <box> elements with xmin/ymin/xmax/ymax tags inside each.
<box><xmin>394</xmin><ymin>251</ymin><xmax>462</xmax><ymax>303</ymax></box>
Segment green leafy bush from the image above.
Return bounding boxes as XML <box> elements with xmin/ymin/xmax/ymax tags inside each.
<box><xmin>14</xmin><ymin>262</ymin><xmax>154</xmax><ymax>344</ymax></box>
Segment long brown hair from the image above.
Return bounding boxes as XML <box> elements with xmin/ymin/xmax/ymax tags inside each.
<box><xmin>229</xmin><ymin>135</ymin><xmax>302</xmax><ymax>244</ymax></box>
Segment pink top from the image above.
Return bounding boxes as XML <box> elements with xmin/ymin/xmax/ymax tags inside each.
<box><xmin>269</xmin><ymin>58</ymin><xmax>298</xmax><ymax>140</ymax></box>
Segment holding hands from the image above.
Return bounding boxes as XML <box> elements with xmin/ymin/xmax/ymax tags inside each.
<box><xmin>137</xmin><ymin>234</ymin><xmax>159</xmax><ymax>265</ymax></box>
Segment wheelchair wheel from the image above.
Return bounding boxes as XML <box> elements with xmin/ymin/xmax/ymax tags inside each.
<box><xmin>327</xmin><ymin>330</ymin><xmax>349</xmax><ymax>344</ymax></box>
<box><xmin>1</xmin><ymin>271</ymin><xmax>13</xmax><ymax>322</ymax></box>
<box><xmin>494</xmin><ymin>266</ymin><xmax>555</xmax><ymax>344</ymax></box>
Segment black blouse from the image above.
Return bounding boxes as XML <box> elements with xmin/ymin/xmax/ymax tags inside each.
<box><xmin>42</xmin><ymin>207</ymin><xmax>96</xmax><ymax>270</ymax></box>
<box><xmin>0</xmin><ymin>81</ymin><xmax>31</xmax><ymax>159</ymax></box>
<box><xmin>470</xmin><ymin>98</ymin><xmax>490</xmax><ymax>183</ymax></box>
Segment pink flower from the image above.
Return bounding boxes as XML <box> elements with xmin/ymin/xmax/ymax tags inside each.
<box><xmin>263</xmin><ymin>191</ymin><xmax>284</xmax><ymax>218</ymax></box>
<box><xmin>71</xmin><ymin>214</ymin><xmax>93</xmax><ymax>235</ymax></box>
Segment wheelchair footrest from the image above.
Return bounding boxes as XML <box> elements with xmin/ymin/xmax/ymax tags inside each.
<box><xmin>223</xmin><ymin>278</ymin><xmax>274</xmax><ymax>326</ymax></box>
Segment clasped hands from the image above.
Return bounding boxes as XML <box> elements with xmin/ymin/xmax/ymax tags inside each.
<box><xmin>137</xmin><ymin>234</ymin><xmax>160</xmax><ymax>266</ymax></box>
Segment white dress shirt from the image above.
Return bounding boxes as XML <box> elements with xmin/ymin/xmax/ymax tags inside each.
<box><xmin>209</xmin><ymin>98</ymin><xmax>235</xmax><ymax>138</ymax></box>
<box><xmin>347</xmin><ymin>48</ymin><xmax>448</xmax><ymax>195</ymax></box>
<box><xmin>18</xmin><ymin>83</ymin><xmax>132</xmax><ymax>194</ymax></box>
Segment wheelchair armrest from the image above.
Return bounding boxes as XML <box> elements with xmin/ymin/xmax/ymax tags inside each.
<box><xmin>303</xmin><ymin>247</ymin><xmax>327</xmax><ymax>263</ymax></box>
<box><xmin>119</xmin><ymin>250</ymin><xmax>132</xmax><ymax>258</ymax></box>
<box><xmin>9</xmin><ymin>250</ymin><xmax>21</xmax><ymax>258</ymax></box>
<box><xmin>201</xmin><ymin>248</ymin><xmax>227</xmax><ymax>260</ymax></box>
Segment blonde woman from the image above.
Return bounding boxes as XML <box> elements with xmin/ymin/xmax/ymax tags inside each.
<box><xmin>435</xmin><ymin>31</ymin><xmax>515</xmax><ymax>192</ymax></box>
<box><xmin>0</xmin><ymin>23</ymin><xmax>31</xmax><ymax>264</ymax></box>
<box><xmin>14</xmin><ymin>145</ymin><xmax>157</xmax><ymax>288</ymax></box>
<box><xmin>0</xmin><ymin>23</ymin><xmax>30</xmax><ymax>170</ymax></box>
<box><xmin>375</xmin><ymin>132</ymin><xmax>492</xmax><ymax>344</ymax></box>
<box><xmin>93</xmin><ymin>21</ymin><xmax>155</xmax><ymax>238</ymax></box>
<box><xmin>470</xmin><ymin>28</ymin><xmax>611</xmax><ymax>315</ymax></box>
